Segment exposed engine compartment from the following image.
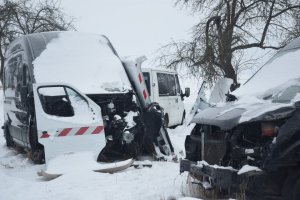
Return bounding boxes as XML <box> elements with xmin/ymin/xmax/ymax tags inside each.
<box><xmin>87</xmin><ymin>91</ymin><xmax>145</xmax><ymax>161</ymax></box>
<box><xmin>187</xmin><ymin>118</ymin><xmax>287</xmax><ymax>170</ymax></box>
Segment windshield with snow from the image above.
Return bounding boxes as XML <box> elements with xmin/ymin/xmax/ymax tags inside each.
<box><xmin>33</xmin><ymin>32</ymin><xmax>131</xmax><ymax>94</ymax></box>
<box><xmin>233</xmin><ymin>44</ymin><xmax>300</xmax><ymax>103</ymax></box>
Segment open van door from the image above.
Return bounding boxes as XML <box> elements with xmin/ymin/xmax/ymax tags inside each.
<box><xmin>32</xmin><ymin>83</ymin><xmax>106</xmax><ymax>165</ymax></box>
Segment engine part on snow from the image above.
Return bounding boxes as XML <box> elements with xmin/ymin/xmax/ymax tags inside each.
<box><xmin>93</xmin><ymin>158</ymin><xmax>134</xmax><ymax>173</ymax></box>
<box><xmin>37</xmin><ymin>170</ymin><xmax>62</xmax><ymax>181</ymax></box>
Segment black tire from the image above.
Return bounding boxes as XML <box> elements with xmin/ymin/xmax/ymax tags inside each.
<box><xmin>3</xmin><ymin>123</ymin><xmax>14</xmax><ymax>147</ymax></box>
<box><xmin>31</xmin><ymin>149</ymin><xmax>45</xmax><ymax>164</ymax></box>
<box><xmin>282</xmin><ymin>167</ymin><xmax>300</xmax><ymax>200</ymax></box>
<box><xmin>29</xmin><ymin>116</ymin><xmax>45</xmax><ymax>164</ymax></box>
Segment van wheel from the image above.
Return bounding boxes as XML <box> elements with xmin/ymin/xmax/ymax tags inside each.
<box><xmin>164</xmin><ymin>114</ymin><xmax>169</xmax><ymax>128</ymax></box>
<box><xmin>4</xmin><ymin>123</ymin><xmax>14</xmax><ymax>147</ymax></box>
<box><xmin>31</xmin><ymin>149</ymin><xmax>45</xmax><ymax>164</ymax></box>
<box><xmin>29</xmin><ymin>116</ymin><xmax>45</xmax><ymax>164</ymax></box>
<box><xmin>180</xmin><ymin>111</ymin><xmax>186</xmax><ymax>125</ymax></box>
<box><xmin>282</xmin><ymin>167</ymin><xmax>300</xmax><ymax>200</ymax></box>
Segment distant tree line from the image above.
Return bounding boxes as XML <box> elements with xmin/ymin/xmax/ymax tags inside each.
<box><xmin>0</xmin><ymin>0</ymin><xmax>75</xmax><ymax>82</ymax></box>
<box><xmin>158</xmin><ymin>0</ymin><xmax>300</xmax><ymax>89</ymax></box>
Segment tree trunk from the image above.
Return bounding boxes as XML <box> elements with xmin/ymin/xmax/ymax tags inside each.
<box><xmin>0</xmin><ymin>46</ymin><xmax>4</xmax><ymax>84</ymax></box>
<box><xmin>223</xmin><ymin>62</ymin><xmax>237</xmax><ymax>84</ymax></box>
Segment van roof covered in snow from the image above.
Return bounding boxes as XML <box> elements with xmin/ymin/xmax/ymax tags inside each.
<box><xmin>6</xmin><ymin>31</ymin><xmax>132</xmax><ymax>94</ymax></box>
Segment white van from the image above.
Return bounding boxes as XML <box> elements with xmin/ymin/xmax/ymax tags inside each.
<box><xmin>142</xmin><ymin>68</ymin><xmax>190</xmax><ymax>127</ymax></box>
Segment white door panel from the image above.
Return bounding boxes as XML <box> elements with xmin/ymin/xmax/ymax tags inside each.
<box><xmin>33</xmin><ymin>83</ymin><xmax>105</xmax><ymax>165</ymax></box>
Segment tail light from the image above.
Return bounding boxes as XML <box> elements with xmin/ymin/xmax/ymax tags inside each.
<box><xmin>261</xmin><ymin>122</ymin><xmax>277</xmax><ymax>137</ymax></box>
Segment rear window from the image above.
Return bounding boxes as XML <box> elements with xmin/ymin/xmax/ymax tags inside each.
<box><xmin>157</xmin><ymin>73</ymin><xmax>176</xmax><ymax>96</ymax></box>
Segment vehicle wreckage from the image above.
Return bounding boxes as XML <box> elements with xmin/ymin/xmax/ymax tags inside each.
<box><xmin>2</xmin><ymin>31</ymin><xmax>174</xmax><ymax>178</ymax></box>
<box><xmin>181</xmin><ymin>37</ymin><xmax>300</xmax><ymax>199</ymax></box>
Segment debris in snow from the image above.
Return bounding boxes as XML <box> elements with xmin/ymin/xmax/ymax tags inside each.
<box><xmin>237</xmin><ymin>165</ymin><xmax>262</xmax><ymax>175</ymax></box>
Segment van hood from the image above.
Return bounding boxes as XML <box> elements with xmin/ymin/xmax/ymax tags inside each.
<box><xmin>32</xmin><ymin>32</ymin><xmax>131</xmax><ymax>94</ymax></box>
<box><xmin>191</xmin><ymin>101</ymin><xmax>296</xmax><ymax>130</ymax></box>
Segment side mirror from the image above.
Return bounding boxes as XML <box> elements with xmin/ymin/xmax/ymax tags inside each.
<box><xmin>20</xmin><ymin>86</ymin><xmax>28</xmax><ymax>102</ymax></box>
<box><xmin>184</xmin><ymin>87</ymin><xmax>190</xmax><ymax>98</ymax></box>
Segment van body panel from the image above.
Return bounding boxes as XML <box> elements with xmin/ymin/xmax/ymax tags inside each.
<box><xmin>32</xmin><ymin>83</ymin><xmax>105</xmax><ymax>164</ymax></box>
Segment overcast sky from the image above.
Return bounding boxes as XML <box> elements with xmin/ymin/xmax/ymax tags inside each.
<box><xmin>60</xmin><ymin>0</ymin><xmax>199</xmax><ymax>63</ymax></box>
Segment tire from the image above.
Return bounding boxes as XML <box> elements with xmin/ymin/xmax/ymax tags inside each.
<box><xmin>29</xmin><ymin>116</ymin><xmax>45</xmax><ymax>164</ymax></box>
<box><xmin>31</xmin><ymin>149</ymin><xmax>45</xmax><ymax>164</ymax></box>
<box><xmin>3</xmin><ymin>123</ymin><xmax>14</xmax><ymax>147</ymax></box>
<box><xmin>282</xmin><ymin>167</ymin><xmax>300</xmax><ymax>200</ymax></box>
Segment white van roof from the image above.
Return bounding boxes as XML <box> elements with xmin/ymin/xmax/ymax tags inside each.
<box><xmin>32</xmin><ymin>32</ymin><xmax>131</xmax><ymax>94</ymax></box>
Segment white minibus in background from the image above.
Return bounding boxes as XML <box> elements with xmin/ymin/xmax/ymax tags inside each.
<box><xmin>142</xmin><ymin>68</ymin><xmax>190</xmax><ymax>127</ymax></box>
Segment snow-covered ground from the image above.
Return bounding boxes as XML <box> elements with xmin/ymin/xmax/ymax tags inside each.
<box><xmin>0</xmin><ymin>90</ymin><xmax>199</xmax><ymax>200</ymax></box>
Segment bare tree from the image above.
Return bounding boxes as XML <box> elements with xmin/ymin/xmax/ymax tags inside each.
<box><xmin>158</xmin><ymin>0</ymin><xmax>300</xmax><ymax>89</ymax></box>
<box><xmin>0</xmin><ymin>0</ymin><xmax>75</xmax><ymax>82</ymax></box>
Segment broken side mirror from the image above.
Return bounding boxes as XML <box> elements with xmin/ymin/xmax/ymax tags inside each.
<box><xmin>184</xmin><ymin>87</ymin><xmax>190</xmax><ymax>97</ymax></box>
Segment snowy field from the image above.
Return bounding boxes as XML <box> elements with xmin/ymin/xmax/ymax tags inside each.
<box><xmin>0</xmin><ymin>89</ymin><xmax>200</xmax><ymax>200</ymax></box>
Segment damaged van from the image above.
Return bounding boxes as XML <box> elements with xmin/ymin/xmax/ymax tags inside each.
<box><xmin>2</xmin><ymin>31</ymin><xmax>173</xmax><ymax>165</ymax></box>
<box><xmin>180</xmin><ymin>37</ymin><xmax>300</xmax><ymax>199</ymax></box>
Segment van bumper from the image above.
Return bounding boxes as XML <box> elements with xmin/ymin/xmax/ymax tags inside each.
<box><xmin>180</xmin><ymin>159</ymin><xmax>264</xmax><ymax>190</ymax></box>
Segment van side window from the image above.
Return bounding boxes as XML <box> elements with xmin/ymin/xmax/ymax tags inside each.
<box><xmin>4</xmin><ymin>54</ymin><xmax>22</xmax><ymax>97</ymax></box>
<box><xmin>157</xmin><ymin>73</ymin><xmax>169</xmax><ymax>96</ymax></box>
<box><xmin>38</xmin><ymin>86</ymin><xmax>74</xmax><ymax>117</ymax></box>
<box><xmin>157</xmin><ymin>73</ymin><xmax>176</xmax><ymax>96</ymax></box>
<box><xmin>175</xmin><ymin>75</ymin><xmax>181</xmax><ymax>94</ymax></box>
<box><xmin>167</xmin><ymin>74</ymin><xmax>176</xmax><ymax>96</ymax></box>
<box><xmin>142</xmin><ymin>72</ymin><xmax>151</xmax><ymax>96</ymax></box>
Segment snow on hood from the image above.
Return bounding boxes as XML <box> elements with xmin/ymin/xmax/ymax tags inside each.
<box><xmin>33</xmin><ymin>32</ymin><xmax>131</xmax><ymax>94</ymax></box>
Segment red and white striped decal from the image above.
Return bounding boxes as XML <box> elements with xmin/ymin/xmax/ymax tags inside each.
<box><xmin>137</xmin><ymin>69</ymin><xmax>148</xmax><ymax>101</ymax></box>
<box><xmin>40</xmin><ymin>126</ymin><xmax>104</xmax><ymax>139</ymax></box>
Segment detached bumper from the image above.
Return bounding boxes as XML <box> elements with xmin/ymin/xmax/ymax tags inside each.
<box><xmin>180</xmin><ymin>159</ymin><xmax>238</xmax><ymax>189</ymax></box>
